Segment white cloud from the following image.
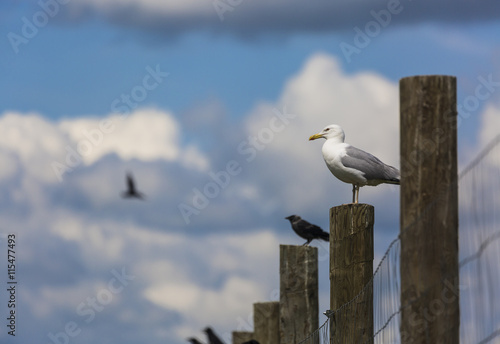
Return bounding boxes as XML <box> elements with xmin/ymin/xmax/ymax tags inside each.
<box><xmin>0</xmin><ymin>149</ymin><xmax>18</xmax><ymax>180</ymax></box>
<box><xmin>0</xmin><ymin>112</ymin><xmax>68</xmax><ymax>182</ymax></box>
<box><xmin>460</xmin><ymin>99</ymin><xmax>500</xmax><ymax>214</ymax></box>
<box><xmin>59</xmin><ymin>108</ymin><xmax>182</xmax><ymax>165</ymax></box>
<box><xmin>479</xmin><ymin>102</ymin><xmax>500</xmax><ymax>148</ymax></box>
<box><xmin>140</xmin><ymin>230</ymin><xmax>279</xmax><ymax>339</ymax></box>
<box><xmin>181</xmin><ymin>144</ymin><xmax>210</xmax><ymax>171</ymax></box>
<box><xmin>0</xmin><ymin>108</ymin><xmax>209</xmax><ymax>187</ymax></box>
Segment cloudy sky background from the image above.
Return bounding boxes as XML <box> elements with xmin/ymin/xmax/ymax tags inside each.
<box><xmin>1</xmin><ymin>1</ymin><xmax>500</xmax><ymax>343</ymax></box>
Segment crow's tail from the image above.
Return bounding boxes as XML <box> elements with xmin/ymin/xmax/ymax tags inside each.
<box><xmin>320</xmin><ymin>231</ymin><xmax>329</xmax><ymax>241</ymax></box>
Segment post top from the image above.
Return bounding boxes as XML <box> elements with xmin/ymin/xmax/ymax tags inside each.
<box><xmin>328</xmin><ymin>203</ymin><xmax>374</xmax><ymax>211</ymax></box>
<box><xmin>279</xmin><ymin>244</ymin><xmax>319</xmax><ymax>251</ymax></box>
<box><xmin>400</xmin><ymin>75</ymin><xmax>457</xmax><ymax>82</ymax></box>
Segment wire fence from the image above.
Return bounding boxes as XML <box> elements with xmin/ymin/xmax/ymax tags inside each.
<box><xmin>298</xmin><ymin>134</ymin><xmax>500</xmax><ymax>344</ymax></box>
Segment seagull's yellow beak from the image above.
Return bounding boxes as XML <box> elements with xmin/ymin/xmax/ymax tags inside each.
<box><xmin>309</xmin><ymin>133</ymin><xmax>323</xmax><ymax>141</ymax></box>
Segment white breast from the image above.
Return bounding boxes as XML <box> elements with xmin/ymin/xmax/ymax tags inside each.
<box><xmin>321</xmin><ymin>141</ymin><xmax>367</xmax><ymax>185</ymax></box>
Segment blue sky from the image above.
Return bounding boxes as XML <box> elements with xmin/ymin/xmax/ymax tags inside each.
<box><xmin>1</xmin><ymin>1</ymin><xmax>500</xmax><ymax>343</ymax></box>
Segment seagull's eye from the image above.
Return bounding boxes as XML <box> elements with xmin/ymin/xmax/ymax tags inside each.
<box><xmin>324</xmin><ymin>128</ymin><xmax>330</xmax><ymax>132</ymax></box>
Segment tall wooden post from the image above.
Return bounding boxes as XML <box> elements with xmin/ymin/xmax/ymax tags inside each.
<box><xmin>329</xmin><ymin>204</ymin><xmax>374</xmax><ymax>344</ymax></box>
<box><xmin>232</xmin><ymin>331</ymin><xmax>254</xmax><ymax>344</ymax></box>
<box><xmin>400</xmin><ymin>75</ymin><xmax>459</xmax><ymax>343</ymax></box>
<box><xmin>279</xmin><ymin>245</ymin><xmax>319</xmax><ymax>344</ymax></box>
<box><xmin>254</xmin><ymin>301</ymin><xmax>280</xmax><ymax>344</ymax></box>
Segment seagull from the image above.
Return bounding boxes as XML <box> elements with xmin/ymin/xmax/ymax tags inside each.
<box><xmin>309</xmin><ymin>124</ymin><xmax>399</xmax><ymax>203</ymax></box>
<box><xmin>285</xmin><ymin>215</ymin><xmax>329</xmax><ymax>246</ymax></box>
<box><xmin>121</xmin><ymin>172</ymin><xmax>145</xmax><ymax>200</ymax></box>
<box><xmin>203</xmin><ymin>327</ymin><xmax>225</xmax><ymax>344</ymax></box>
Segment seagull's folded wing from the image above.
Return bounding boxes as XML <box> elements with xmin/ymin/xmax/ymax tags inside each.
<box><xmin>342</xmin><ymin>146</ymin><xmax>399</xmax><ymax>182</ymax></box>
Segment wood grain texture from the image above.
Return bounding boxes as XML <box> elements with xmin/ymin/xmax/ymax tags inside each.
<box><xmin>254</xmin><ymin>302</ymin><xmax>280</xmax><ymax>344</ymax></box>
<box><xmin>329</xmin><ymin>203</ymin><xmax>374</xmax><ymax>344</ymax></box>
<box><xmin>400</xmin><ymin>75</ymin><xmax>459</xmax><ymax>344</ymax></box>
<box><xmin>279</xmin><ymin>245</ymin><xmax>319</xmax><ymax>344</ymax></box>
<box><xmin>232</xmin><ymin>331</ymin><xmax>254</xmax><ymax>344</ymax></box>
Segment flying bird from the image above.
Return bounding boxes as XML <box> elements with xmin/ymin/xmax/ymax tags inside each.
<box><xmin>121</xmin><ymin>172</ymin><xmax>145</xmax><ymax>199</ymax></box>
<box><xmin>187</xmin><ymin>338</ymin><xmax>204</xmax><ymax>344</ymax></box>
<box><xmin>203</xmin><ymin>327</ymin><xmax>225</xmax><ymax>344</ymax></box>
<box><xmin>285</xmin><ymin>215</ymin><xmax>329</xmax><ymax>246</ymax></box>
<box><xmin>309</xmin><ymin>124</ymin><xmax>400</xmax><ymax>203</ymax></box>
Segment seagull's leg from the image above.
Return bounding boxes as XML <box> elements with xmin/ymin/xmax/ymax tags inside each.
<box><xmin>352</xmin><ymin>184</ymin><xmax>356</xmax><ymax>203</ymax></box>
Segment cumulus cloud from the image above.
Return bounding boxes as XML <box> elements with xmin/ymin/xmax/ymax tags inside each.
<box><xmin>58</xmin><ymin>108</ymin><xmax>209</xmax><ymax>169</ymax></box>
<box><xmin>458</xmin><ymin>98</ymin><xmax>500</xmax><ymax>211</ymax></box>
<box><xmin>0</xmin><ymin>112</ymin><xmax>68</xmax><ymax>182</ymax></box>
<box><xmin>478</xmin><ymin>102</ymin><xmax>500</xmax><ymax>149</ymax></box>
<box><xmin>59</xmin><ymin>0</ymin><xmax>500</xmax><ymax>38</ymax></box>
<box><xmin>0</xmin><ymin>108</ymin><xmax>209</xmax><ymax>186</ymax></box>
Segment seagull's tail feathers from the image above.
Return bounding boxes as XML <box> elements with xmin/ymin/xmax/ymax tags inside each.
<box><xmin>385</xmin><ymin>177</ymin><xmax>400</xmax><ymax>185</ymax></box>
<box><xmin>383</xmin><ymin>165</ymin><xmax>400</xmax><ymax>185</ymax></box>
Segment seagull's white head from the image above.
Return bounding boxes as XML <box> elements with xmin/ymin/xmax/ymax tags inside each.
<box><xmin>309</xmin><ymin>124</ymin><xmax>345</xmax><ymax>142</ymax></box>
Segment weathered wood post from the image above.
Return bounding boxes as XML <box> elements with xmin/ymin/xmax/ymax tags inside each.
<box><xmin>399</xmin><ymin>75</ymin><xmax>459</xmax><ymax>343</ymax></box>
<box><xmin>329</xmin><ymin>203</ymin><xmax>374</xmax><ymax>344</ymax></box>
<box><xmin>279</xmin><ymin>245</ymin><xmax>319</xmax><ymax>344</ymax></box>
<box><xmin>232</xmin><ymin>331</ymin><xmax>254</xmax><ymax>344</ymax></box>
<box><xmin>254</xmin><ymin>301</ymin><xmax>280</xmax><ymax>344</ymax></box>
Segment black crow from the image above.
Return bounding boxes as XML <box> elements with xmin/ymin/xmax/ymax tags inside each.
<box><xmin>121</xmin><ymin>172</ymin><xmax>145</xmax><ymax>199</ymax></box>
<box><xmin>187</xmin><ymin>338</ymin><xmax>204</xmax><ymax>344</ymax></box>
<box><xmin>285</xmin><ymin>215</ymin><xmax>329</xmax><ymax>246</ymax></box>
<box><xmin>203</xmin><ymin>327</ymin><xmax>225</xmax><ymax>344</ymax></box>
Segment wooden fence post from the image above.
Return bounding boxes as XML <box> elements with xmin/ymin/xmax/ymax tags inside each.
<box><xmin>399</xmin><ymin>75</ymin><xmax>459</xmax><ymax>343</ymax></box>
<box><xmin>329</xmin><ymin>203</ymin><xmax>374</xmax><ymax>344</ymax></box>
<box><xmin>232</xmin><ymin>331</ymin><xmax>254</xmax><ymax>344</ymax></box>
<box><xmin>279</xmin><ymin>245</ymin><xmax>319</xmax><ymax>344</ymax></box>
<box><xmin>254</xmin><ymin>301</ymin><xmax>280</xmax><ymax>344</ymax></box>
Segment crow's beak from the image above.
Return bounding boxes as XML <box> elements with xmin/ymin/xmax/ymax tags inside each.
<box><xmin>309</xmin><ymin>133</ymin><xmax>323</xmax><ymax>141</ymax></box>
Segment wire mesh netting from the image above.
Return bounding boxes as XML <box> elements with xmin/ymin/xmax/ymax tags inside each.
<box><xmin>298</xmin><ymin>317</ymin><xmax>330</xmax><ymax>344</ymax></box>
<box><xmin>458</xmin><ymin>135</ymin><xmax>500</xmax><ymax>344</ymax></box>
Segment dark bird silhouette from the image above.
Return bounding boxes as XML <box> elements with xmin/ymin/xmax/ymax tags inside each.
<box><xmin>203</xmin><ymin>327</ymin><xmax>225</xmax><ymax>344</ymax></box>
<box><xmin>285</xmin><ymin>215</ymin><xmax>329</xmax><ymax>246</ymax></box>
<box><xmin>242</xmin><ymin>341</ymin><xmax>260</xmax><ymax>344</ymax></box>
<box><xmin>187</xmin><ymin>338</ymin><xmax>204</xmax><ymax>344</ymax></box>
<box><xmin>121</xmin><ymin>172</ymin><xmax>145</xmax><ymax>199</ymax></box>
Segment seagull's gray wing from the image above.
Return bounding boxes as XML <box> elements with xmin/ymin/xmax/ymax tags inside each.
<box><xmin>341</xmin><ymin>146</ymin><xmax>400</xmax><ymax>183</ymax></box>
